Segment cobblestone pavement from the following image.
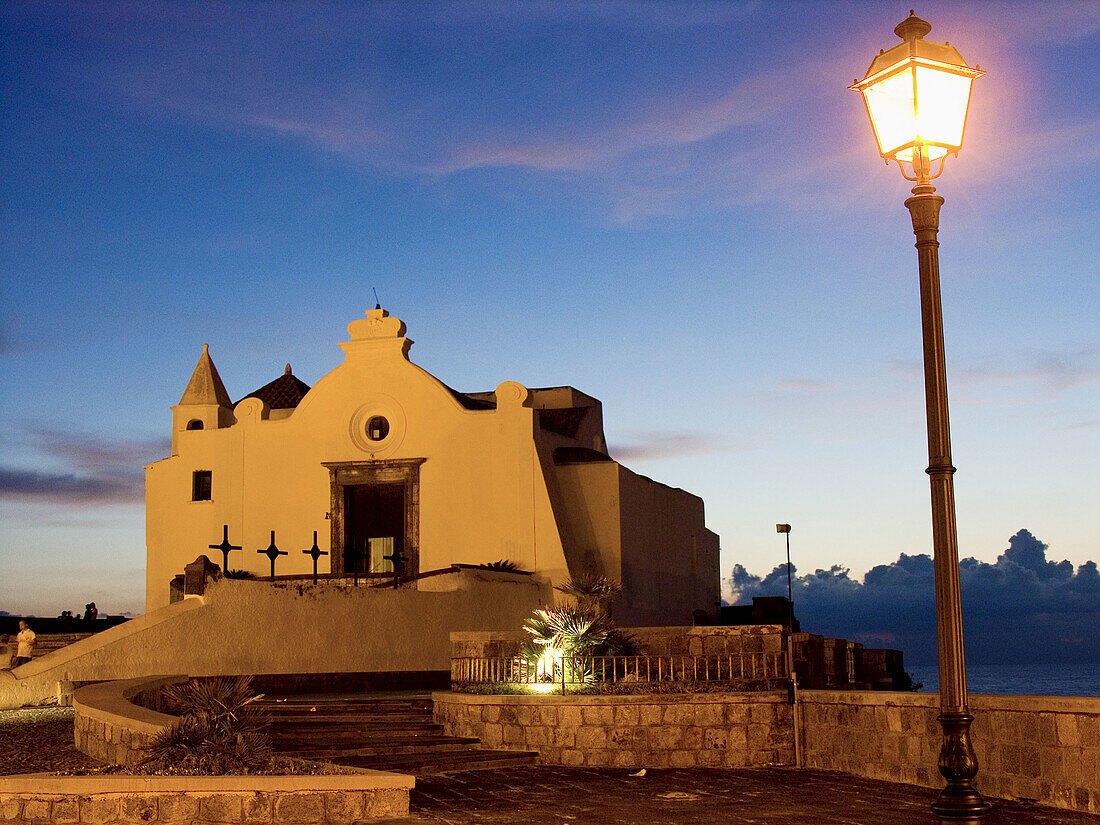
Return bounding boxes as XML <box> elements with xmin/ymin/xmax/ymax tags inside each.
<box><xmin>3</xmin><ymin>710</ymin><xmax>1097</xmax><ymax>825</ymax></box>
<box><xmin>0</xmin><ymin>707</ymin><xmax>97</xmax><ymax>775</ymax></box>
<box><xmin>388</xmin><ymin>767</ymin><xmax>1100</xmax><ymax>825</ymax></box>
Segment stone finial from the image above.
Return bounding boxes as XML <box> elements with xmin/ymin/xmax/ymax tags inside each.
<box><xmin>347</xmin><ymin>307</ymin><xmax>408</xmax><ymax>340</ymax></box>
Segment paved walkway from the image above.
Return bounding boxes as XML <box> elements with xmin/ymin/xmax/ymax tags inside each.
<box><xmin>393</xmin><ymin>767</ymin><xmax>1099</xmax><ymax>825</ymax></box>
<box><xmin>3</xmin><ymin>708</ymin><xmax>1097</xmax><ymax>825</ymax></box>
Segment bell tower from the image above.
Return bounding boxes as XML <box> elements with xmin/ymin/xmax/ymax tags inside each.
<box><xmin>170</xmin><ymin>344</ymin><xmax>233</xmax><ymax>454</ymax></box>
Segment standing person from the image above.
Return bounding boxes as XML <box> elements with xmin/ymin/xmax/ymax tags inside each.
<box><xmin>13</xmin><ymin>620</ymin><xmax>36</xmax><ymax>667</ymax></box>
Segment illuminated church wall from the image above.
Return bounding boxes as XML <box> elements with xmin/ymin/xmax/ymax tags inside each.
<box><xmin>145</xmin><ymin>308</ymin><xmax>720</xmax><ymax>624</ymax></box>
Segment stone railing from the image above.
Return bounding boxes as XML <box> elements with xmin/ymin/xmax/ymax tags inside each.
<box><xmin>800</xmin><ymin>690</ymin><xmax>1100</xmax><ymax>814</ymax></box>
<box><xmin>434</xmin><ymin>690</ymin><xmax>794</xmax><ymax>768</ymax></box>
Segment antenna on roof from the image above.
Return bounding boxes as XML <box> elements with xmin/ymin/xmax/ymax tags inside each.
<box><xmin>372</xmin><ymin>287</ymin><xmax>381</xmax><ymax>310</ymax></box>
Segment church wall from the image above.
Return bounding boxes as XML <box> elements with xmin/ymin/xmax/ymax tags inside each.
<box><xmin>552</xmin><ymin>461</ymin><xmax>623</xmax><ymax>581</ymax></box>
<box><xmin>616</xmin><ymin>467</ymin><xmax>721</xmax><ymax>627</ymax></box>
<box><xmin>147</xmin><ymin>337</ymin><xmax>570</xmax><ymax>611</ymax></box>
<box><xmin>550</xmin><ymin>462</ymin><xmax>720</xmax><ymax>627</ymax></box>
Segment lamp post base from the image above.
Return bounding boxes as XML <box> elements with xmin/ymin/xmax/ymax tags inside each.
<box><xmin>932</xmin><ymin>711</ymin><xmax>990</xmax><ymax>822</ymax></box>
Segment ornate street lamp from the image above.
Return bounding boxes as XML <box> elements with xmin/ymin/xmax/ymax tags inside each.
<box><xmin>851</xmin><ymin>12</ymin><xmax>988</xmax><ymax>823</ymax></box>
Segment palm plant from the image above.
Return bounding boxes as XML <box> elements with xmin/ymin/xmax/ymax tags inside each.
<box><xmin>141</xmin><ymin>676</ymin><xmax>270</xmax><ymax>774</ymax></box>
<box><xmin>519</xmin><ymin>575</ymin><xmax>636</xmax><ymax>688</ymax></box>
<box><xmin>476</xmin><ymin>560</ymin><xmax>528</xmax><ymax>573</ymax></box>
<box><xmin>554</xmin><ymin>574</ymin><xmax>621</xmax><ymax>616</ymax></box>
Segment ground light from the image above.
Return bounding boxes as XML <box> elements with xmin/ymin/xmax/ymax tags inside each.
<box><xmin>850</xmin><ymin>11</ymin><xmax>988</xmax><ymax>823</ymax></box>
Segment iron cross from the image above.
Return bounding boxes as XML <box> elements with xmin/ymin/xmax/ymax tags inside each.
<box><xmin>209</xmin><ymin>524</ymin><xmax>242</xmax><ymax>573</ymax></box>
<box><xmin>302</xmin><ymin>530</ymin><xmax>328</xmax><ymax>585</ymax></box>
<box><xmin>258</xmin><ymin>530</ymin><xmax>288</xmax><ymax>580</ymax></box>
<box><xmin>383</xmin><ymin>547</ymin><xmax>409</xmax><ymax>589</ymax></box>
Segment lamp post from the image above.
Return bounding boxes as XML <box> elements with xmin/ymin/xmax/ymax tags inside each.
<box><xmin>775</xmin><ymin>524</ymin><xmax>793</xmax><ymax>627</ymax></box>
<box><xmin>851</xmin><ymin>12</ymin><xmax>987</xmax><ymax>823</ymax></box>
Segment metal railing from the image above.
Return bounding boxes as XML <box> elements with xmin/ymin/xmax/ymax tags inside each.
<box><xmin>452</xmin><ymin>651</ymin><xmax>786</xmax><ymax>690</ymax></box>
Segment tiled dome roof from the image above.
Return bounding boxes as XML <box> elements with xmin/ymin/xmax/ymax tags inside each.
<box><xmin>237</xmin><ymin>364</ymin><xmax>311</xmax><ymax>410</ymax></box>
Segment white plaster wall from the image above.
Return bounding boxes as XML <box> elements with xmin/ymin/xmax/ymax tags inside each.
<box><xmin>0</xmin><ymin>570</ymin><xmax>551</xmax><ymax>709</ymax></box>
<box><xmin>146</xmin><ymin>311</ymin><xmax>570</xmax><ymax>611</ymax></box>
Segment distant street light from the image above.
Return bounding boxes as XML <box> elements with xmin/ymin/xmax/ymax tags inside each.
<box><xmin>775</xmin><ymin>523</ymin><xmax>793</xmax><ymax>626</ymax></box>
<box><xmin>850</xmin><ymin>12</ymin><xmax>987</xmax><ymax>823</ymax></box>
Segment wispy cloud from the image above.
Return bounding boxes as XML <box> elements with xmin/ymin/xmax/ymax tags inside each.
<box><xmin>0</xmin><ymin>468</ymin><xmax>138</xmax><ymax>505</ymax></box>
<box><xmin>891</xmin><ymin>350</ymin><xmax>1100</xmax><ymax>393</ymax></box>
<box><xmin>610</xmin><ymin>430</ymin><xmax>733</xmax><ymax>463</ymax></box>
<box><xmin>29</xmin><ymin>1</ymin><xmax>1100</xmax><ymax>223</ymax></box>
<box><xmin>777</xmin><ymin>378</ymin><xmax>832</xmax><ymax>392</ymax></box>
<box><xmin>1063</xmin><ymin>420</ymin><xmax>1100</xmax><ymax>431</ymax></box>
<box><xmin>26</xmin><ymin>427</ymin><xmax>168</xmax><ymax>474</ymax></box>
<box><xmin>442</xmin><ymin>65</ymin><xmax>792</xmax><ymax>175</ymax></box>
<box><xmin>958</xmin><ymin>349</ymin><xmax>1100</xmax><ymax>392</ymax></box>
<box><xmin>0</xmin><ymin>427</ymin><xmax>168</xmax><ymax>505</ymax></box>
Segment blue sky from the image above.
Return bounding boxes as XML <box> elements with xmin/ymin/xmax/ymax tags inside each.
<box><xmin>1</xmin><ymin>1</ymin><xmax>1097</xmax><ymax>619</ymax></box>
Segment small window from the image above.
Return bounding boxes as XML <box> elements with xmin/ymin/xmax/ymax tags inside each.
<box><xmin>192</xmin><ymin>470</ymin><xmax>212</xmax><ymax>501</ymax></box>
<box><xmin>366</xmin><ymin>416</ymin><xmax>390</xmax><ymax>442</ymax></box>
<box><xmin>186</xmin><ymin>419</ymin><xmax>204</xmax><ymax>430</ymax></box>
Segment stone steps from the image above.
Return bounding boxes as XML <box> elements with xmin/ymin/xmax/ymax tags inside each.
<box><xmin>280</xmin><ymin>735</ymin><xmax>482</xmax><ymax>759</ymax></box>
<box><xmin>335</xmin><ymin>748</ymin><xmax>540</xmax><ymax>774</ymax></box>
<box><xmin>262</xmin><ymin>690</ymin><xmax>538</xmax><ymax>776</ymax></box>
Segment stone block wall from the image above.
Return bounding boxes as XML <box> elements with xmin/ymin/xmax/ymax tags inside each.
<box><xmin>74</xmin><ymin>710</ymin><xmax>157</xmax><ymax>766</ymax></box>
<box><xmin>72</xmin><ymin>677</ymin><xmax>184</xmax><ymax>766</ymax></box>
<box><xmin>800</xmin><ymin>690</ymin><xmax>1100</xmax><ymax>814</ymax></box>
<box><xmin>434</xmin><ymin>691</ymin><xmax>794</xmax><ymax>768</ymax></box>
<box><xmin>0</xmin><ymin>775</ymin><xmax>412</xmax><ymax>824</ymax></box>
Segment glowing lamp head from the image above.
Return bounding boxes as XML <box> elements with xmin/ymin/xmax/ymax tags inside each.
<box><xmin>850</xmin><ymin>12</ymin><xmax>983</xmax><ymax>175</ymax></box>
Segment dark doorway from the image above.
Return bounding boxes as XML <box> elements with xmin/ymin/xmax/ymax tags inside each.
<box><xmin>344</xmin><ymin>483</ymin><xmax>405</xmax><ymax>576</ymax></box>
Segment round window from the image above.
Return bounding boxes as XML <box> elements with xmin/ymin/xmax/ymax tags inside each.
<box><xmin>366</xmin><ymin>415</ymin><xmax>390</xmax><ymax>442</ymax></box>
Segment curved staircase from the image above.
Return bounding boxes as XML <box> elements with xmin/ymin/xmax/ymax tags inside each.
<box><xmin>258</xmin><ymin>691</ymin><xmax>537</xmax><ymax>775</ymax></box>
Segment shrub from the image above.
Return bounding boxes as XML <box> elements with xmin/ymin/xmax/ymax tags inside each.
<box><xmin>140</xmin><ymin>676</ymin><xmax>270</xmax><ymax>775</ymax></box>
<box><xmin>223</xmin><ymin>569</ymin><xmax>256</xmax><ymax>579</ymax></box>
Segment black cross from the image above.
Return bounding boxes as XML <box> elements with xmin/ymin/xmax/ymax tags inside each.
<box><xmin>209</xmin><ymin>524</ymin><xmax>241</xmax><ymax>573</ymax></box>
<box><xmin>302</xmin><ymin>530</ymin><xmax>328</xmax><ymax>585</ymax></box>
<box><xmin>258</xmin><ymin>530</ymin><xmax>288</xmax><ymax>580</ymax></box>
<box><xmin>383</xmin><ymin>547</ymin><xmax>409</xmax><ymax>589</ymax></box>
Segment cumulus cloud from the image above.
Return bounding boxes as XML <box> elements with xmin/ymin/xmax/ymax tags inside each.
<box><xmin>0</xmin><ymin>427</ymin><xmax>168</xmax><ymax>505</ymax></box>
<box><xmin>726</xmin><ymin>530</ymin><xmax>1100</xmax><ymax>664</ymax></box>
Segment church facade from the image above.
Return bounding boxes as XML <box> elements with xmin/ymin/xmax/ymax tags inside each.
<box><xmin>145</xmin><ymin>308</ymin><xmax>720</xmax><ymax>625</ymax></box>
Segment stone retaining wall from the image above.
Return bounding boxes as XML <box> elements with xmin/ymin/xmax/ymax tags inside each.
<box><xmin>800</xmin><ymin>690</ymin><xmax>1100</xmax><ymax>814</ymax></box>
<box><xmin>72</xmin><ymin>676</ymin><xmax>184</xmax><ymax>765</ymax></box>
<box><xmin>433</xmin><ymin>690</ymin><xmax>794</xmax><ymax>768</ymax></box>
<box><xmin>0</xmin><ymin>774</ymin><xmax>413</xmax><ymax>824</ymax></box>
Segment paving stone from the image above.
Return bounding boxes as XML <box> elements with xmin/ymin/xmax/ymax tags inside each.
<box><xmin>399</xmin><ymin>767</ymin><xmax>1100</xmax><ymax>825</ymax></box>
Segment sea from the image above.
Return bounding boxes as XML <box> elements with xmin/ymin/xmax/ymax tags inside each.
<box><xmin>908</xmin><ymin>662</ymin><xmax>1100</xmax><ymax>698</ymax></box>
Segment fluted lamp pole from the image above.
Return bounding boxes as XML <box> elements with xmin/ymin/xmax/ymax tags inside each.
<box><xmin>850</xmin><ymin>12</ymin><xmax>988</xmax><ymax>823</ymax></box>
